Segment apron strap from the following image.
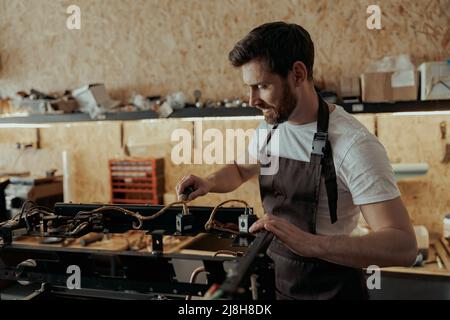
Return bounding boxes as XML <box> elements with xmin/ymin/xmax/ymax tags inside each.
<box><xmin>311</xmin><ymin>96</ymin><xmax>338</xmax><ymax>225</ymax></box>
<box><xmin>259</xmin><ymin>124</ymin><xmax>279</xmax><ymax>158</ymax></box>
<box><xmin>323</xmin><ymin>144</ymin><xmax>338</xmax><ymax>224</ymax></box>
<box><xmin>259</xmin><ymin>124</ymin><xmax>279</xmax><ymax>200</ymax></box>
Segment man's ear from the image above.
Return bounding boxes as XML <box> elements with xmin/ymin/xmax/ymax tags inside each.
<box><xmin>292</xmin><ymin>61</ymin><xmax>308</xmax><ymax>85</ymax></box>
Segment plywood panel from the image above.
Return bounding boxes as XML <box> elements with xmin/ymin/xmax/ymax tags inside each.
<box><xmin>39</xmin><ymin>121</ymin><xmax>124</xmax><ymax>203</ymax></box>
<box><xmin>123</xmin><ymin>118</ymin><xmax>194</xmax><ymax>196</ymax></box>
<box><xmin>377</xmin><ymin>113</ymin><xmax>450</xmax><ymax>235</ymax></box>
<box><xmin>0</xmin><ymin>126</ymin><xmax>38</xmax><ymax>145</ymax></box>
<box><xmin>0</xmin><ymin>0</ymin><xmax>446</xmax><ymax>101</ymax></box>
<box><xmin>134</xmin><ymin>117</ymin><xmax>264</xmax><ymax>215</ymax></box>
<box><xmin>13</xmin><ymin>231</ymin><xmax>191</xmax><ymax>253</ymax></box>
<box><xmin>193</xmin><ymin>118</ymin><xmax>261</xmax><ymax>164</ymax></box>
<box><xmin>184</xmin><ymin>118</ymin><xmax>264</xmax><ymax>215</ymax></box>
<box><xmin>0</xmin><ymin>125</ymin><xmax>60</xmax><ymax>176</ymax></box>
<box><xmin>0</xmin><ymin>143</ymin><xmax>62</xmax><ymax>176</ymax></box>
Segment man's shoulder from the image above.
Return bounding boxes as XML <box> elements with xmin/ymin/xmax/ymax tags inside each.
<box><xmin>328</xmin><ymin>106</ymin><xmax>377</xmax><ymax>163</ymax></box>
<box><xmin>330</xmin><ymin>108</ymin><xmax>399</xmax><ymax>204</ymax></box>
<box><xmin>329</xmin><ymin>105</ymin><xmax>373</xmax><ymax>139</ymax></box>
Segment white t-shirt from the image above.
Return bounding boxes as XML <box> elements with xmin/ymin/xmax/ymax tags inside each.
<box><xmin>248</xmin><ymin>105</ymin><xmax>400</xmax><ymax>236</ymax></box>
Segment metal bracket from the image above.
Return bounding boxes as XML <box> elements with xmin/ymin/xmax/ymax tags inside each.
<box><xmin>312</xmin><ymin>132</ymin><xmax>328</xmax><ymax>156</ymax></box>
<box><xmin>150</xmin><ymin>230</ymin><xmax>165</xmax><ymax>255</ymax></box>
<box><xmin>440</xmin><ymin>121</ymin><xmax>447</xmax><ymax>140</ymax></box>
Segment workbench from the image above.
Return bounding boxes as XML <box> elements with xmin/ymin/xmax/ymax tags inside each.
<box><xmin>372</xmin><ymin>238</ymin><xmax>450</xmax><ymax>300</ymax></box>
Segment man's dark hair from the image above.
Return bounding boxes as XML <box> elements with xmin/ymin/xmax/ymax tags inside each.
<box><xmin>229</xmin><ymin>21</ymin><xmax>315</xmax><ymax>80</ymax></box>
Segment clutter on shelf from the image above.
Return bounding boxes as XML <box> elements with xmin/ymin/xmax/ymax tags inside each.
<box><xmin>72</xmin><ymin>83</ymin><xmax>121</xmax><ymax>119</ymax></box>
<box><xmin>361</xmin><ymin>54</ymin><xmax>418</xmax><ymax>103</ymax></box>
<box><xmin>8</xmin><ymin>89</ymin><xmax>79</xmax><ymax>116</ymax></box>
<box><xmin>126</xmin><ymin>89</ymin><xmax>249</xmax><ymax>118</ymax></box>
<box><xmin>1</xmin><ymin>60</ymin><xmax>448</xmax><ymax>120</ymax></box>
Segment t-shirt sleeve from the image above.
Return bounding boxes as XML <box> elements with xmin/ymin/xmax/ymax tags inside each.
<box><xmin>339</xmin><ymin>134</ymin><xmax>401</xmax><ymax>205</ymax></box>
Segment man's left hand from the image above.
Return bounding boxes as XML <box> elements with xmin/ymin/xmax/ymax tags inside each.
<box><xmin>249</xmin><ymin>214</ymin><xmax>325</xmax><ymax>258</ymax></box>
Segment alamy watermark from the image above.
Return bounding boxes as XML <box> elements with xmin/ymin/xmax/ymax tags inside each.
<box><xmin>64</xmin><ymin>5</ymin><xmax>381</xmax><ymax>32</ymax></box>
<box><xmin>66</xmin><ymin>5</ymin><xmax>81</xmax><ymax>30</ymax></box>
<box><xmin>367</xmin><ymin>5</ymin><xmax>382</xmax><ymax>30</ymax></box>
<box><xmin>170</xmin><ymin>122</ymin><xmax>279</xmax><ymax>175</ymax></box>
<box><xmin>66</xmin><ymin>264</ymin><xmax>81</xmax><ymax>289</ymax></box>
<box><xmin>63</xmin><ymin>263</ymin><xmax>380</xmax><ymax>291</ymax></box>
<box><xmin>366</xmin><ymin>265</ymin><xmax>381</xmax><ymax>290</ymax></box>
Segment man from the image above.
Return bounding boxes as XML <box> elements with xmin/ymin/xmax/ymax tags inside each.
<box><xmin>176</xmin><ymin>22</ymin><xmax>417</xmax><ymax>300</ymax></box>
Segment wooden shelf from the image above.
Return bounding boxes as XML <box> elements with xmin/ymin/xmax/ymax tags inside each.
<box><xmin>342</xmin><ymin>99</ymin><xmax>450</xmax><ymax>114</ymax></box>
<box><xmin>1</xmin><ymin>100</ymin><xmax>448</xmax><ymax>124</ymax></box>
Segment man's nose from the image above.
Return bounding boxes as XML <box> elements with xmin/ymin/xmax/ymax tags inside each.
<box><xmin>249</xmin><ymin>89</ymin><xmax>260</xmax><ymax>107</ymax></box>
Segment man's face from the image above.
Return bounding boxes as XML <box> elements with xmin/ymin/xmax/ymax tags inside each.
<box><xmin>242</xmin><ymin>59</ymin><xmax>297</xmax><ymax>124</ymax></box>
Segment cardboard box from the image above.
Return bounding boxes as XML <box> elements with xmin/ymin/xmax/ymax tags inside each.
<box><xmin>418</xmin><ymin>61</ymin><xmax>450</xmax><ymax>101</ymax></box>
<box><xmin>339</xmin><ymin>77</ymin><xmax>361</xmax><ymax>98</ymax></box>
<box><xmin>72</xmin><ymin>84</ymin><xmax>120</xmax><ymax>118</ymax></box>
<box><xmin>361</xmin><ymin>71</ymin><xmax>418</xmax><ymax>103</ymax></box>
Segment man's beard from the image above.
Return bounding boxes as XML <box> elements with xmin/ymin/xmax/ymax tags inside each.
<box><xmin>264</xmin><ymin>82</ymin><xmax>297</xmax><ymax>125</ymax></box>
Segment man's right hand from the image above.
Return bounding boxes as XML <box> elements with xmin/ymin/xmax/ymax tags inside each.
<box><xmin>176</xmin><ymin>174</ymin><xmax>212</xmax><ymax>201</ymax></box>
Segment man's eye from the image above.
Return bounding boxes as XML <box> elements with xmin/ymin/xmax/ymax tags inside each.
<box><xmin>257</xmin><ymin>84</ymin><xmax>267</xmax><ymax>89</ymax></box>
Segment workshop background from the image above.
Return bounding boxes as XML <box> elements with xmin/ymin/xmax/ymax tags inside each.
<box><xmin>0</xmin><ymin>0</ymin><xmax>449</xmax><ymax>300</ymax></box>
<box><xmin>0</xmin><ymin>0</ymin><xmax>448</xmax><ymax>99</ymax></box>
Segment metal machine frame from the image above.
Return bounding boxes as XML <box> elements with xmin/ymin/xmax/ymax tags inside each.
<box><xmin>0</xmin><ymin>203</ymin><xmax>275</xmax><ymax>300</ymax></box>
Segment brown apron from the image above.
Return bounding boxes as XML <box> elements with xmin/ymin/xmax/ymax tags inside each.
<box><xmin>259</xmin><ymin>96</ymin><xmax>368</xmax><ymax>300</ymax></box>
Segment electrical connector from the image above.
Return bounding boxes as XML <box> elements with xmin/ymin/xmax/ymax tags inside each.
<box><xmin>238</xmin><ymin>208</ymin><xmax>258</xmax><ymax>234</ymax></box>
<box><xmin>176</xmin><ymin>213</ymin><xmax>194</xmax><ymax>234</ymax></box>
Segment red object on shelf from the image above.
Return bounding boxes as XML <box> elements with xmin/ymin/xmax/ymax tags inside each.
<box><xmin>109</xmin><ymin>158</ymin><xmax>165</xmax><ymax>205</ymax></box>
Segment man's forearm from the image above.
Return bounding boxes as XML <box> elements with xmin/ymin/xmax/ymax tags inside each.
<box><xmin>311</xmin><ymin>229</ymin><xmax>417</xmax><ymax>268</ymax></box>
<box><xmin>206</xmin><ymin>163</ymin><xmax>246</xmax><ymax>193</ymax></box>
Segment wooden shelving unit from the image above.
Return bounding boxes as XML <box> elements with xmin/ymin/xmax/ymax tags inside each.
<box><xmin>0</xmin><ymin>100</ymin><xmax>449</xmax><ymax>124</ymax></box>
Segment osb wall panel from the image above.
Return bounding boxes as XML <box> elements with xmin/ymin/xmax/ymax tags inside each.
<box><xmin>124</xmin><ymin>117</ymin><xmax>265</xmax><ymax>215</ymax></box>
<box><xmin>377</xmin><ymin>114</ymin><xmax>450</xmax><ymax>235</ymax></box>
<box><xmin>123</xmin><ymin>118</ymin><xmax>194</xmax><ymax>194</ymax></box>
<box><xmin>0</xmin><ymin>125</ymin><xmax>60</xmax><ymax>177</ymax></box>
<box><xmin>39</xmin><ymin>122</ymin><xmax>124</xmax><ymax>203</ymax></box>
<box><xmin>188</xmin><ymin>118</ymin><xmax>263</xmax><ymax>215</ymax></box>
<box><xmin>0</xmin><ymin>126</ymin><xmax>38</xmax><ymax>145</ymax></box>
<box><xmin>0</xmin><ymin>143</ymin><xmax>62</xmax><ymax>176</ymax></box>
<box><xmin>0</xmin><ymin>0</ymin><xmax>447</xmax><ymax>101</ymax></box>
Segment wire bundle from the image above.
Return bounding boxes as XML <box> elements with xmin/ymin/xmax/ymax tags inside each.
<box><xmin>8</xmin><ymin>199</ymin><xmax>249</xmax><ymax>237</ymax></box>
